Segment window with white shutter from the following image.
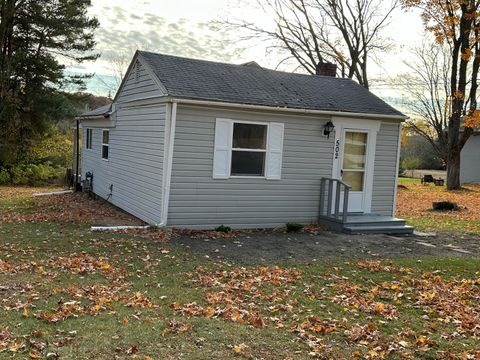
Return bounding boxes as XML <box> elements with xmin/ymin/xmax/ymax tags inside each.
<box><xmin>213</xmin><ymin>119</ymin><xmax>284</xmax><ymax>180</ymax></box>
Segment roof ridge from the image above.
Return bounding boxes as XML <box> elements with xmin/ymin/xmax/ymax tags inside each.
<box><xmin>135</xmin><ymin>50</ymin><xmax>404</xmax><ymax>118</ymax></box>
<box><xmin>137</xmin><ymin>50</ymin><xmax>353</xmax><ymax>82</ymax></box>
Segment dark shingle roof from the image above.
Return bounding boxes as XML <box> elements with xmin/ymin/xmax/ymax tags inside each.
<box><xmin>138</xmin><ymin>51</ymin><xmax>404</xmax><ymax>117</ymax></box>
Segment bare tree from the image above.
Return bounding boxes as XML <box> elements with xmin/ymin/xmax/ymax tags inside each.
<box><xmin>97</xmin><ymin>52</ymin><xmax>132</xmax><ymax>97</ymax></box>
<box><xmin>224</xmin><ymin>0</ymin><xmax>399</xmax><ymax>88</ymax></box>
<box><xmin>394</xmin><ymin>42</ymin><xmax>451</xmax><ymax>165</ymax></box>
<box><xmin>403</xmin><ymin>0</ymin><xmax>480</xmax><ymax>189</ymax></box>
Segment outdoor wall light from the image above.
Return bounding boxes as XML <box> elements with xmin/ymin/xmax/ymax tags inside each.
<box><xmin>323</xmin><ymin>120</ymin><xmax>335</xmax><ymax>138</ymax></box>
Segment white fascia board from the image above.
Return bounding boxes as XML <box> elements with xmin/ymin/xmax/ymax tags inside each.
<box><xmin>136</xmin><ymin>53</ymin><xmax>169</xmax><ymax>95</ymax></box>
<box><xmin>78</xmin><ymin>115</ymin><xmax>116</xmax><ymax>128</ymax></box>
<box><xmin>111</xmin><ymin>51</ymin><xmax>168</xmax><ymax>104</ymax></box>
<box><xmin>111</xmin><ymin>51</ymin><xmax>141</xmax><ymax>104</ymax></box>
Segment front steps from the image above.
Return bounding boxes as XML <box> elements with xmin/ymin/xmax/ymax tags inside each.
<box><xmin>319</xmin><ymin>214</ymin><xmax>414</xmax><ymax>235</ymax></box>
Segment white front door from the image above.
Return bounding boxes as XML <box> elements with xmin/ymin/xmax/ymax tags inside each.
<box><xmin>339</xmin><ymin>130</ymin><xmax>369</xmax><ymax>212</ymax></box>
<box><xmin>331</xmin><ymin>118</ymin><xmax>380</xmax><ymax>214</ymax></box>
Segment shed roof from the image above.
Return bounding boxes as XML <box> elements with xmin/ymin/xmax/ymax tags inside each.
<box><xmin>79</xmin><ymin>104</ymin><xmax>112</xmax><ymax>118</ymax></box>
<box><xmin>138</xmin><ymin>51</ymin><xmax>404</xmax><ymax>117</ymax></box>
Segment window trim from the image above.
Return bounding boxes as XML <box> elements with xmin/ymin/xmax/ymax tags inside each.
<box><xmin>230</xmin><ymin>120</ymin><xmax>270</xmax><ymax>179</ymax></box>
<box><xmin>101</xmin><ymin>129</ymin><xmax>110</xmax><ymax>161</ymax></box>
<box><xmin>85</xmin><ymin>128</ymin><xmax>93</xmax><ymax>150</ymax></box>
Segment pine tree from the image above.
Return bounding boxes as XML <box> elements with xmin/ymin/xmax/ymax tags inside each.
<box><xmin>0</xmin><ymin>0</ymin><xmax>99</xmax><ymax>165</ymax></box>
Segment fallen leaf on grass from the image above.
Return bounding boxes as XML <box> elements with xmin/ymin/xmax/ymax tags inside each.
<box><xmin>163</xmin><ymin>320</ymin><xmax>192</xmax><ymax>335</ymax></box>
<box><xmin>233</xmin><ymin>343</ymin><xmax>247</xmax><ymax>354</ymax></box>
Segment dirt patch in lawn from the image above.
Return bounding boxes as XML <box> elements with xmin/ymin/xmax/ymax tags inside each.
<box><xmin>171</xmin><ymin>230</ymin><xmax>480</xmax><ymax>264</ymax></box>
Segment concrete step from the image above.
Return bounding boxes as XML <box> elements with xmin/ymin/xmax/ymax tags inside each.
<box><xmin>343</xmin><ymin>224</ymin><xmax>415</xmax><ymax>235</ymax></box>
<box><xmin>346</xmin><ymin>217</ymin><xmax>407</xmax><ymax>228</ymax></box>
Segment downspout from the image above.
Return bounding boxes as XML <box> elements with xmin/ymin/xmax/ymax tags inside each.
<box><xmin>75</xmin><ymin>119</ymin><xmax>80</xmax><ymax>191</ymax></box>
<box><xmin>160</xmin><ymin>101</ymin><xmax>178</xmax><ymax>226</ymax></box>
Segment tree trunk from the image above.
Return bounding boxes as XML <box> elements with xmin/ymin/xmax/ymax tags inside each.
<box><xmin>446</xmin><ymin>150</ymin><xmax>461</xmax><ymax>190</ymax></box>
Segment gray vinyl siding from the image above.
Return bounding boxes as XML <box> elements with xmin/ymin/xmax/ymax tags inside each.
<box><xmin>461</xmin><ymin>134</ymin><xmax>480</xmax><ymax>183</ymax></box>
<box><xmin>116</xmin><ymin>60</ymin><xmax>163</xmax><ymax>103</ymax></box>
<box><xmin>167</xmin><ymin>105</ymin><xmax>401</xmax><ymax>229</ymax></box>
<box><xmin>167</xmin><ymin>105</ymin><xmax>334</xmax><ymax>229</ymax></box>
<box><xmin>371</xmin><ymin>122</ymin><xmax>400</xmax><ymax>216</ymax></box>
<box><xmin>82</xmin><ymin>104</ymin><xmax>166</xmax><ymax>224</ymax></box>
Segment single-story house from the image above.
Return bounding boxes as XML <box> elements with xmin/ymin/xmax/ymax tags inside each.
<box><xmin>461</xmin><ymin>132</ymin><xmax>480</xmax><ymax>184</ymax></box>
<box><xmin>77</xmin><ymin>51</ymin><xmax>413</xmax><ymax>234</ymax></box>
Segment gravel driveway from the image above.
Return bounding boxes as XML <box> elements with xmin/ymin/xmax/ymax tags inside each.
<box><xmin>171</xmin><ymin>230</ymin><xmax>480</xmax><ymax>264</ymax></box>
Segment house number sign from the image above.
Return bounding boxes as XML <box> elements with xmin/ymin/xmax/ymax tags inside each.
<box><xmin>334</xmin><ymin>139</ymin><xmax>341</xmax><ymax>159</ymax></box>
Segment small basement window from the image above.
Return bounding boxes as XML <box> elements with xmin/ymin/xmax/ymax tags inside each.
<box><xmin>231</xmin><ymin>122</ymin><xmax>267</xmax><ymax>176</ymax></box>
<box><xmin>85</xmin><ymin>128</ymin><xmax>93</xmax><ymax>150</ymax></box>
<box><xmin>102</xmin><ymin>130</ymin><xmax>109</xmax><ymax>160</ymax></box>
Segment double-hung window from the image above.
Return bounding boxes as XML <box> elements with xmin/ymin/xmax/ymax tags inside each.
<box><xmin>85</xmin><ymin>128</ymin><xmax>93</xmax><ymax>150</ymax></box>
<box><xmin>231</xmin><ymin>123</ymin><xmax>267</xmax><ymax>176</ymax></box>
<box><xmin>213</xmin><ymin>119</ymin><xmax>284</xmax><ymax>180</ymax></box>
<box><xmin>102</xmin><ymin>130</ymin><xmax>109</xmax><ymax>160</ymax></box>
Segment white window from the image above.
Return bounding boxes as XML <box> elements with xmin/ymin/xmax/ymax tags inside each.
<box><xmin>102</xmin><ymin>130</ymin><xmax>109</xmax><ymax>160</ymax></box>
<box><xmin>85</xmin><ymin>128</ymin><xmax>93</xmax><ymax>150</ymax></box>
<box><xmin>213</xmin><ymin>119</ymin><xmax>284</xmax><ymax>180</ymax></box>
<box><xmin>231</xmin><ymin>122</ymin><xmax>267</xmax><ymax>176</ymax></box>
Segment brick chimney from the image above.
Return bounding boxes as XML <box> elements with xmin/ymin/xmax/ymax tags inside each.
<box><xmin>315</xmin><ymin>61</ymin><xmax>337</xmax><ymax>77</ymax></box>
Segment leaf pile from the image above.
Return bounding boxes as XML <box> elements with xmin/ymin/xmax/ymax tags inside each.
<box><xmin>169</xmin><ymin>261</ymin><xmax>480</xmax><ymax>359</ymax></box>
<box><xmin>397</xmin><ymin>183</ymin><xmax>480</xmax><ymax>221</ymax></box>
<box><xmin>1</xmin><ymin>192</ymin><xmax>142</xmax><ymax>225</ymax></box>
<box><xmin>172</xmin><ymin>266</ymin><xmax>301</xmax><ymax>329</ymax></box>
<box><xmin>48</xmin><ymin>253</ymin><xmax>116</xmax><ymax>276</ymax></box>
<box><xmin>0</xmin><ymin>186</ymin><xmax>59</xmax><ymax>201</ymax></box>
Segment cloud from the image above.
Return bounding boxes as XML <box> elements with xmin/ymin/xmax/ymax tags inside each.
<box><xmin>94</xmin><ymin>7</ymin><xmax>241</xmax><ymax>65</ymax></box>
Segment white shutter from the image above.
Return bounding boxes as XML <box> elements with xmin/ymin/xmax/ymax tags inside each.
<box><xmin>212</xmin><ymin>118</ymin><xmax>233</xmax><ymax>179</ymax></box>
<box><xmin>266</xmin><ymin>122</ymin><xmax>284</xmax><ymax>180</ymax></box>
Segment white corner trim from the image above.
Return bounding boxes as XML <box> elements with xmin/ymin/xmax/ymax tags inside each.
<box><xmin>392</xmin><ymin>123</ymin><xmax>402</xmax><ymax>217</ymax></box>
<box><xmin>161</xmin><ymin>103</ymin><xmax>172</xmax><ymax>222</ymax></box>
<box><xmin>161</xmin><ymin>102</ymin><xmax>178</xmax><ymax>225</ymax></box>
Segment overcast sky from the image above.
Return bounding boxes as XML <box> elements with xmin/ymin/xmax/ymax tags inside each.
<box><xmin>74</xmin><ymin>0</ymin><xmax>426</xmax><ymax>99</ymax></box>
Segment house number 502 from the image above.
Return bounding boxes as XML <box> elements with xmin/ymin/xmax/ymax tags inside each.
<box><xmin>334</xmin><ymin>139</ymin><xmax>340</xmax><ymax>159</ymax></box>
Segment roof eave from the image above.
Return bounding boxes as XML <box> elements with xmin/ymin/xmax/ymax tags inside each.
<box><xmin>170</xmin><ymin>97</ymin><xmax>408</xmax><ymax>121</ymax></box>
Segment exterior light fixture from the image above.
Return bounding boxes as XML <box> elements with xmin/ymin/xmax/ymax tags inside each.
<box><xmin>323</xmin><ymin>120</ymin><xmax>335</xmax><ymax>138</ymax></box>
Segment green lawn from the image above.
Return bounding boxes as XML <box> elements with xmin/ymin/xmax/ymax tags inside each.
<box><xmin>1</xmin><ymin>188</ymin><xmax>480</xmax><ymax>359</ymax></box>
<box><xmin>398</xmin><ymin>177</ymin><xmax>421</xmax><ymax>184</ymax></box>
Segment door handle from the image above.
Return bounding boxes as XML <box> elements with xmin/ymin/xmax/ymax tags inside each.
<box><xmin>340</xmin><ymin>170</ymin><xmax>344</xmax><ymax>176</ymax></box>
